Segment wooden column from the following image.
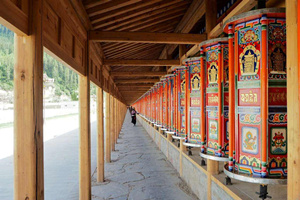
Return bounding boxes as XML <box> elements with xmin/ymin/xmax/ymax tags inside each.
<box><xmin>97</xmin><ymin>87</ymin><xmax>104</xmax><ymax>182</ymax></box>
<box><xmin>14</xmin><ymin>0</ymin><xmax>44</xmax><ymax>199</ymax></box>
<box><xmin>287</xmin><ymin>0</ymin><xmax>300</xmax><ymax>199</ymax></box>
<box><xmin>205</xmin><ymin>1</ymin><xmax>218</xmax><ymax>199</ymax></box>
<box><xmin>111</xmin><ymin>95</ymin><xmax>115</xmax><ymax>151</ymax></box>
<box><xmin>105</xmin><ymin>92</ymin><xmax>111</xmax><ymax>163</ymax></box>
<box><xmin>179</xmin><ymin>44</ymin><xmax>187</xmax><ymax>64</ymax></box>
<box><xmin>79</xmin><ymin>74</ymin><xmax>91</xmax><ymax>200</ymax></box>
<box><xmin>114</xmin><ymin>97</ymin><xmax>117</xmax><ymax>144</ymax></box>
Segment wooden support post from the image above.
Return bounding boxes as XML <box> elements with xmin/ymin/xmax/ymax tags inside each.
<box><xmin>179</xmin><ymin>44</ymin><xmax>186</xmax><ymax>64</ymax></box>
<box><xmin>114</xmin><ymin>97</ymin><xmax>117</xmax><ymax>144</ymax></box>
<box><xmin>14</xmin><ymin>0</ymin><xmax>44</xmax><ymax>199</ymax></box>
<box><xmin>79</xmin><ymin>74</ymin><xmax>91</xmax><ymax>200</ymax></box>
<box><xmin>111</xmin><ymin>95</ymin><xmax>115</xmax><ymax>151</ymax></box>
<box><xmin>97</xmin><ymin>87</ymin><xmax>104</xmax><ymax>182</ymax></box>
<box><xmin>205</xmin><ymin>1</ymin><xmax>218</xmax><ymax>199</ymax></box>
<box><xmin>105</xmin><ymin>92</ymin><xmax>111</xmax><ymax>163</ymax></box>
<box><xmin>287</xmin><ymin>1</ymin><xmax>300</xmax><ymax>199</ymax></box>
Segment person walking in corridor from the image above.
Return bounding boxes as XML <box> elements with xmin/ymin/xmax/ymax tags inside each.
<box><xmin>131</xmin><ymin>108</ymin><xmax>136</xmax><ymax>126</ymax></box>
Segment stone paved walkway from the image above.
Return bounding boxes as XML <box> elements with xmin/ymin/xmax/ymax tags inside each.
<box><xmin>91</xmin><ymin>112</ymin><xmax>198</xmax><ymax>200</ymax></box>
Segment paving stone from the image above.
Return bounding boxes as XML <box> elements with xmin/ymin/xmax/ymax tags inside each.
<box><xmin>92</xmin><ymin>112</ymin><xmax>198</xmax><ymax>200</ymax></box>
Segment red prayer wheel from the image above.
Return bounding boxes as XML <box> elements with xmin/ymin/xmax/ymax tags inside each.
<box><xmin>198</xmin><ymin>38</ymin><xmax>229</xmax><ymax>161</ymax></box>
<box><xmin>223</xmin><ymin>8</ymin><xmax>287</xmax><ymax>179</ymax></box>
<box><xmin>182</xmin><ymin>57</ymin><xmax>202</xmax><ymax>148</ymax></box>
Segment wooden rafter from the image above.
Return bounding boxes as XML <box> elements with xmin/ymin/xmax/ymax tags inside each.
<box><xmin>111</xmin><ymin>71</ymin><xmax>167</xmax><ymax>77</ymax></box>
<box><xmin>99</xmin><ymin>3</ymin><xmax>189</xmax><ymax>31</ymax></box>
<box><xmin>93</xmin><ymin>0</ymin><xmax>187</xmax><ymax>30</ymax></box>
<box><xmin>108</xmin><ymin>45</ymin><xmax>164</xmax><ymax>59</ymax></box>
<box><xmin>115</xmin><ymin>79</ymin><xmax>160</xmax><ymax>84</ymax></box>
<box><xmin>117</xmin><ymin>83</ymin><xmax>154</xmax><ymax>87</ymax></box>
<box><xmin>89</xmin><ymin>31</ymin><xmax>206</xmax><ymax>44</ymax></box>
<box><xmin>89</xmin><ymin>0</ymin><xmax>163</xmax><ymax>23</ymax></box>
<box><xmin>158</xmin><ymin>0</ymin><xmax>206</xmax><ymax>59</ymax></box>
<box><xmin>104</xmin><ymin>59</ymin><xmax>180</xmax><ymax>66</ymax></box>
<box><xmin>87</xmin><ymin>0</ymin><xmax>140</xmax><ymax>17</ymax></box>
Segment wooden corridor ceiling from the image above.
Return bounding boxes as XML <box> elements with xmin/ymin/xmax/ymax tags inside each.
<box><xmin>81</xmin><ymin>0</ymin><xmax>206</xmax><ymax>104</ymax></box>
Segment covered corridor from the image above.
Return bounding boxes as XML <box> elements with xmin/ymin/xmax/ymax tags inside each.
<box><xmin>91</xmin><ymin>112</ymin><xmax>197</xmax><ymax>200</ymax></box>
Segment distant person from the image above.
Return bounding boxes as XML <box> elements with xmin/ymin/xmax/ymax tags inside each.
<box><xmin>131</xmin><ymin>108</ymin><xmax>136</xmax><ymax>126</ymax></box>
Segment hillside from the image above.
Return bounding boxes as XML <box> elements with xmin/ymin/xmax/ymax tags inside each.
<box><xmin>0</xmin><ymin>25</ymin><xmax>96</xmax><ymax>102</ymax></box>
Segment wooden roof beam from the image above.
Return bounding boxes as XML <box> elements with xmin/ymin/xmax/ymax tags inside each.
<box><xmin>93</xmin><ymin>0</ymin><xmax>188</xmax><ymax>30</ymax></box>
<box><xmin>158</xmin><ymin>0</ymin><xmax>206</xmax><ymax>59</ymax></box>
<box><xmin>100</xmin><ymin>4</ymin><xmax>188</xmax><ymax>31</ymax></box>
<box><xmin>89</xmin><ymin>31</ymin><xmax>206</xmax><ymax>44</ymax></box>
<box><xmin>86</xmin><ymin>0</ymin><xmax>140</xmax><ymax>17</ymax></box>
<box><xmin>115</xmin><ymin>79</ymin><xmax>160</xmax><ymax>84</ymax></box>
<box><xmin>111</xmin><ymin>71</ymin><xmax>167</xmax><ymax>77</ymax></box>
<box><xmin>104</xmin><ymin>59</ymin><xmax>180</xmax><ymax>66</ymax></box>
<box><xmin>117</xmin><ymin>84</ymin><xmax>154</xmax><ymax>87</ymax></box>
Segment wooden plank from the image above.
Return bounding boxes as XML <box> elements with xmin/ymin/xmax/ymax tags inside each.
<box><xmin>104</xmin><ymin>59</ymin><xmax>180</xmax><ymax>66</ymax></box>
<box><xmin>111</xmin><ymin>71</ymin><xmax>167</xmax><ymax>77</ymax></box>
<box><xmin>117</xmin><ymin>84</ymin><xmax>154</xmax><ymax>87</ymax></box>
<box><xmin>90</xmin><ymin>0</ymin><xmax>178</xmax><ymax>24</ymax></box>
<box><xmin>87</xmin><ymin>0</ymin><xmax>139</xmax><ymax>17</ymax></box>
<box><xmin>105</xmin><ymin>92</ymin><xmax>111</xmax><ymax>163</ymax></box>
<box><xmin>119</xmin><ymin>89</ymin><xmax>149</xmax><ymax>92</ymax></box>
<box><xmin>115</xmin><ymin>79</ymin><xmax>159</xmax><ymax>84</ymax></box>
<box><xmin>108</xmin><ymin>45</ymin><xmax>164</xmax><ymax>60</ymax></box>
<box><xmin>83</xmin><ymin>0</ymin><xmax>111</xmax><ymax>9</ymax></box>
<box><xmin>92</xmin><ymin>0</ymin><xmax>181</xmax><ymax>28</ymax></box>
<box><xmin>0</xmin><ymin>0</ymin><xmax>28</xmax><ymax>35</ymax></box>
<box><xmin>89</xmin><ymin>31</ymin><xmax>206</xmax><ymax>44</ymax></box>
<box><xmin>79</xmin><ymin>74</ymin><xmax>91</xmax><ymax>200</ymax></box>
<box><xmin>127</xmin><ymin>15</ymin><xmax>184</xmax><ymax>32</ymax></box>
<box><xmin>97</xmin><ymin>87</ymin><xmax>104</xmax><ymax>182</ymax></box>
<box><xmin>106</xmin><ymin>44</ymin><xmax>159</xmax><ymax>58</ymax></box>
<box><xmin>99</xmin><ymin>4</ymin><xmax>188</xmax><ymax>31</ymax></box>
<box><xmin>14</xmin><ymin>0</ymin><xmax>44</xmax><ymax>199</ymax></box>
<box><xmin>287</xmin><ymin>0</ymin><xmax>299</xmax><ymax>199</ymax></box>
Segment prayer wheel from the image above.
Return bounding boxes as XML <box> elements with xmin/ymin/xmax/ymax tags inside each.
<box><xmin>223</xmin><ymin>8</ymin><xmax>287</xmax><ymax>179</ymax></box>
<box><xmin>165</xmin><ymin>74</ymin><xmax>176</xmax><ymax>135</ymax></box>
<box><xmin>171</xmin><ymin>66</ymin><xmax>186</xmax><ymax>140</ymax></box>
<box><xmin>161</xmin><ymin>77</ymin><xmax>168</xmax><ymax>131</ymax></box>
<box><xmin>154</xmin><ymin>81</ymin><xmax>163</xmax><ymax>128</ymax></box>
<box><xmin>198</xmin><ymin>38</ymin><xmax>229</xmax><ymax>160</ymax></box>
<box><xmin>182</xmin><ymin>57</ymin><xmax>202</xmax><ymax>148</ymax></box>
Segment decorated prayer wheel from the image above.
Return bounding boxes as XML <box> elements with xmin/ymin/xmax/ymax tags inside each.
<box><xmin>165</xmin><ymin>74</ymin><xmax>176</xmax><ymax>135</ymax></box>
<box><xmin>181</xmin><ymin>57</ymin><xmax>202</xmax><ymax>148</ymax></box>
<box><xmin>154</xmin><ymin>81</ymin><xmax>163</xmax><ymax>128</ymax></box>
<box><xmin>223</xmin><ymin>8</ymin><xmax>287</xmax><ymax>179</ymax></box>
<box><xmin>161</xmin><ymin>77</ymin><xmax>168</xmax><ymax>131</ymax></box>
<box><xmin>198</xmin><ymin>38</ymin><xmax>229</xmax><ymax>161</ymax></box>
<box><xmin>171</xmin><ymin>66</ymin><xmax>186</xmax><ymax>140</ymax></box>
